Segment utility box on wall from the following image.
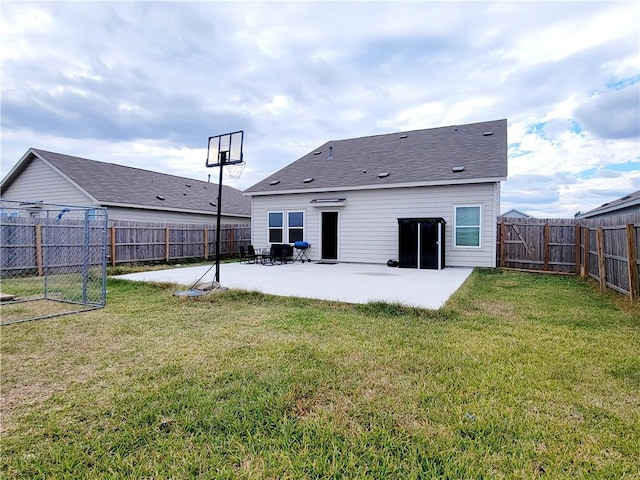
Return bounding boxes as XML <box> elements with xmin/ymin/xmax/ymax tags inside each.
<box><xmin>398</xmin><ymin>218</ymin><xmax>446</xmax><ymax>270</ymax></box>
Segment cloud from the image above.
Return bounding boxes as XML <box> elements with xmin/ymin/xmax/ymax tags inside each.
<box><xmin>574</xmin><ymin>85</ymin><xmax>640</xmax><ymax>139</ymax></box>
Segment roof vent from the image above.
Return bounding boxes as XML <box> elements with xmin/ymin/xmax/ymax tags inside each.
<box><xmin>186</xmin><ymin>184</ymin><xmax>191</xmax><ymax>187</ymax></box>
<box><xmin>399</xmin><ymin>134</ymin><xmax>408</xmax><ymax>139</ymax></box>
<box><xmin>452</xmin><ymin>166</ymin><xmax>465</xmax><ymax>172</ymax></box>
<box><xmin>209</xmin><ymin>202</ymin><xmax>216</xmax><ymax>207</ymax></box>
<box><xmin>483</xmin><ymin>131</ymin><xmax>494</xmax><ymax>136</ymax></box>
<box><xmin>313</xmin><ymin>151</ymin><xmax>321</xmax><ymax>155</ymax></box>
<box><xmin>377</xmin><ymin>172</ymin><xmax>390</xmax><ymax>178</ymax></box>
<box><xmin>156</xmin><ymin>195</ymin><xmax>165</xmax><ymax>201</ymax></box>
<box><xmin>303</xmin><ymin>177</ymin><xmax>314</xmax><ymax>183</ymax></box>
<box><xmin>269</xmin><ymin>180</ymin><xmax>280</xmax><ymax>186</ymax></box>
<box><xmin>327</xmin><ymin>146</ymin><xmax>333</xmax><ymax>161</ymax></box>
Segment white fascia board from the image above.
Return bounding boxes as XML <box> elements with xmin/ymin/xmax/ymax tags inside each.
<box><xmin>245</xmin><ymin>177</ymin><xmax>507</xmax><ymax>197</ymax></box>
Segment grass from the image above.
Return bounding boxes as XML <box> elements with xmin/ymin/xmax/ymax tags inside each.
<box><xmin>1</xmin><ymin>268</ymin><xmax>638</xmax><ymax>479</ymax></box>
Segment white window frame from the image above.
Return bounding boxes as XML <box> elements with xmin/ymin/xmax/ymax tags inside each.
<box><xmin>287</xmin><ymin>211</ymin><xmax>305</xmax><ymax>243</ymax></box>
<box><xmin>454</xmin><ymin>205</ymin><xmax>482</xmax><ymax>248</ymax></box>
<box><xmin>268</xmin><ymin>211</ymin><xmax>284</xmax><ymax>244</ymax></box>
<box><xmin>267</xmin><ymin>210</ymin><xmax>306</xmax><ymax>244</ymax></box>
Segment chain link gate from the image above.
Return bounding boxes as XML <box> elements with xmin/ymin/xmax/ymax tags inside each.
<box><xmin>1</xmin><ymin>200</ymin><xmax>108</xmax><ymax>325</ymax></box>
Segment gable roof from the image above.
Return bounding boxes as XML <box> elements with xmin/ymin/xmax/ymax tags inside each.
<box><xmin>1</xmin><ymin>149</ymin><xmax>250</xmax><ymax>217</ymax></box>
<box><xmin>245</xmin><ymin>119</ymin><xmax>507</xmax><ymax>195</ymax></box>
<box><xmin>577</xmin><ymin>189</ymin><xmax>640</xmax><ymax>219</ymax></box>
<box><xmin>500</xmin><ymin>208</ymin><xmax>533</xmax><ymax>218</ymax></box>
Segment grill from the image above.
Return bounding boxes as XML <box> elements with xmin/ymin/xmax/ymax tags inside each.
<box><xmin>293</xmin><ymin>241</ymin><xmax>310</xmax><ymax>263</ymax></box>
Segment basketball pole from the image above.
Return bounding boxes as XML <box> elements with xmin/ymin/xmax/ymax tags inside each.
<box><xmin>214</xmin><ymin>151</ymin><xmax>226</xmax><ymax>285</ymax></box>
<box><xmin>205</xmin><ymin>130</ymin><xmax>244</xmax><ymax>289</ymax></box>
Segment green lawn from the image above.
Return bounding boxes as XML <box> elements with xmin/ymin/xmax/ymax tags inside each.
<box><xmin>1</xmin><ymin>269</ymin><xmax>638</xmax><ymax>479</ymax></box>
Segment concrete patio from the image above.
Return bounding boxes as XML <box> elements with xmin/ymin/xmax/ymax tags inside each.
<box><xmin>115</xmin><ymin>262</ymin><xmax>473</xmax><ymax>309</ymax></box>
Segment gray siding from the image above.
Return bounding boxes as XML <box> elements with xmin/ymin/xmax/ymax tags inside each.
<box><xmin>1</xmin><ymin>158</ymin><xmax>94</xmax><ymax>206</ymax></box>
<box><xmin>105</xmin><ymin>206</ymin><xmax>249</xmax><ymax>225</ymax></box>
<box><xmin>251</xmin><ymin>182</ymin><xmax>499</xmax><ymax>267</ymax></box>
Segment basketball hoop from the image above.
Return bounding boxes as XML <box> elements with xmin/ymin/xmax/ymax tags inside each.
<box><xmin>205</xmin><ymin>130</ymin><xmax>245</xmax><ymax>287</ymax></box>
<box><xmin>224</xmin><ymin>160</ymin><xmax>246</xmax><ymax>180</ymax></box>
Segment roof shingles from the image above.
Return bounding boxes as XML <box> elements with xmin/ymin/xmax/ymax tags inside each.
<box><xmin>245</xmin><ymin>119</ymin><xmax>507</xmax><ymax>194</ymax></box>
<box><xmin>31</xmin><ymin>149</ymin><xmax>250</xmax><ymax>216</ymax></box>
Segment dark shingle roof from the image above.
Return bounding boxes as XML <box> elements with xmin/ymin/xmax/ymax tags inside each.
<box><xmin>30</xmin><ymin>149</ymin><xmax>250</xmax><ymax>216</ymax></box>
<box><xmin>577</xmin><ymin>189</ymin><xmax>640</xmax><ymax>218</ymax></box>
<box><xmin>245</xmin><ymin>119</ymin><xmax>507</xmax><ymax>194</ymax></box>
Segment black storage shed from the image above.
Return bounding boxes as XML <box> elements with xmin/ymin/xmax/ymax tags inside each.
<box><xmin>398</xmin><ymin>218</ymin><xmax>446</xmax><ymax>270</ymax></box>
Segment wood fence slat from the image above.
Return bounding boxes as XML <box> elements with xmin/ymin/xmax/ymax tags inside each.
<box><xmin>499</xmin><ymin>222</ymin><xmax>505</xmax><ymax>267</ymax></box>
<box><xmin>165</xmin><ymin>227</ymin><xmax>170</xmax><ymax>262</ymax></box>
<box><xmin>575</xmin><ymin>224</ymin><xmax>581</xmax><ymax>275</ymax></box>
<box><xmin>582</xmin><ymin>226</ymin><xmax>589</xmax><ymax>278</ymax></box>
<box><xmin>543</xmin><ymin>223</ymin><xmax>550</xmax><ymax>271</ymax></box>
<box><xmin>626</xmin><ymin>224</ymin><xmax>638</xmax><ymax>300</ymax></box>
<box><xmin>596</xmin><ymin>227</ymin><xmax>606</xmax><ymax>291</ymax></box>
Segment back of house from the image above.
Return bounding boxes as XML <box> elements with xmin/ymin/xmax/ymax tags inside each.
<box><xmin>244</xmin><ymin>119</ymin><xmax>508</xmax><ymax>268</ymax></box>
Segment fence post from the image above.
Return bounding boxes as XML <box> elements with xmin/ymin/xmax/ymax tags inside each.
<box><xmin>575</xmin><ymin>224</ymin><xmax>581</xmax><ymax>274</ymax></box>
<box><xmin>110</xmin><ymin>225</ymin><xmax>117</xmax><ymax>266</ymax></box>
<box><xmin>626</xmin><ymin>224</ymin><xmax>638</xmax><ymax>300</ymax></box>
<box><xmin>35</xmin><ymin>224</ymin><xmax>44</xmax><ymax>276</ymax></box>
<box><xmin>499</xmin><ymin>221</ymin><xmax>505</xmax><ymax>267</ymax></box>
<box><xmin>596</xmin><ymin>227</ymin><xmax>606</xmax><ymax>291</ymax></box>
<box><xmin>165</xmin><ymin>227</ymin><xmax>170</xmax><ymax>262</ymax></box>
<box><xmin>581</xmin><ymin>227</ymin><xmax>589</xmax><ymax>278</ymax></box>
<box><xmin>203</xmin><ymin>228</ymin><xmax>208</xmax><ymax>260</ymax></box>
<box><xmin>543</xmin><ymin>223</ymin><xmax>550</xmax><ymax>271</ymax></box>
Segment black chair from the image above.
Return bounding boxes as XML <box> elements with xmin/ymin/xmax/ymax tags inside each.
<box><xmin>266</xmin><ymin>244</ymin><xmax>293</xmax><ymax>264</ymax></box>
<box><xmin>239</xmin><ymin>245</ymin><xmax>256</xmax><ymax>264</ymax></box>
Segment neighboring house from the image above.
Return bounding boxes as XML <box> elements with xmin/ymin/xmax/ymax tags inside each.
<box><xmin>244</xmin><ymin>119</ymin><xmax>508</xmax><ymax>268</ymax></box>
<box><xmin>0</xmin><ymin>148</ymin><xmax>251</xmax><ymax>225</ymax></box>
<box><xmin>500</xmin><ymin>208</ymin><xmax>533</xmax><ymax>218</ymax></box>
<box><xmin>576</xmin><ymin>189</ymin><xmax>640</xmax><ymax>220</ymax></box>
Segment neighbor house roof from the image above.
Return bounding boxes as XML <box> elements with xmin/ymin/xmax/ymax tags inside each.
<box><xmin>576</xmin><ymin>189</ymin><xmax>640</xmax><ymax>219</ymax></box>
<box><xmin>245</xmin><ymin>119</ymin><xmax>507</xmax><ymax>195</ymax></box>
<box><xmin>500</xmin><ymin>208</ymin><xmax>533</xmax><ymax>218</ymax></box>
<box><xmin>1</xmin><ymin>149</ymin><xmax>250</xmax><ymax>217</ymax></box>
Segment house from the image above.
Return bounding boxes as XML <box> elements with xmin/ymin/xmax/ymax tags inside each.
<box><xmin>0</xmin><ymin>148</ymin><xmax>251</xmax><ymax>225</ymax></box>
<box><xmin>244</xmin><ymin>119</ymin><xmax>508</xmax><ymax>268</ymax></box>
<box><xmin>576</xmin><ymin>189</ymin><xmax>640</xmax><ymax>220</ymax></box>
<box><xmin>500</xmin><ymin>208</ymin><xmax>533</xmax><ymax>218</ymax></box>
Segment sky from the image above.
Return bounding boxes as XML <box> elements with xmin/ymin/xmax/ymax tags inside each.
<box><xmin>1</xmin><ymin>0</ymin><xmax>638</xmax><ymax>218</ymax></box>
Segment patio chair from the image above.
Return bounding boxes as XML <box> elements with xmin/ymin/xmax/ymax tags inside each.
<box><xmin>266</xmin><ymin>244</ymin><xmax>294</xmax><ymax>265</ymax></box>
<box><xmin>239</xmin><ymin>245</ymin><xmax>256</xmax><ymax>264</ymax></box>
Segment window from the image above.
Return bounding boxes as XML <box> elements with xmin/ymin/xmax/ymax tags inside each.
<box><xmin>288</xmin><ymin>211</ymin><xmax>304</xmax><ymax>243</ymax></box>
<box><xmin>267</xmin><ymin>211</ymin><xmax>305</xmax><ymax>244</ymax></box>
<box><xmin>455</xmin><ymin>206</ymin><xmax>481</xmax><ymax>247</ymax></box>
<box><xmin>268</xmin><ymin>212</ymin><xmax>283</xmax><ymax>243</ymax></box>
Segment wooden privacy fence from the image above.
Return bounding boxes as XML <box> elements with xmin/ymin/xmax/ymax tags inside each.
<box><xmin>497</xmin><ymin>213</ymin><xmax>640</xmax><ymax>300</ymax></box>
<box><xmin>107</xmin><ymin>221</ymin><xmax>251</xmax><ymax>266</ymax></box>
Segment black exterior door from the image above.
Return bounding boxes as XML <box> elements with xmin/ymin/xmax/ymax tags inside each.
<box><xmin>420</xmin><ymin>222</ymin><xmax>439</xmax><ymax>269</ymax></box>
<box><xmin>398</xmin><ymin>220</ymin><xmax>418</xmax><ymax>268</ymax></box>
<box><xmin>321</xmin><ymin>212</ymin><xmax>338</xmax><ymax>260</ymax></box>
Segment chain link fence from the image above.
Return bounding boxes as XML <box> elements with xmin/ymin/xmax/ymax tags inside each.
<box><xmin>1</xmin><ymin>200</ymin><xmax>108</xmax><ymax>325</ymax></box>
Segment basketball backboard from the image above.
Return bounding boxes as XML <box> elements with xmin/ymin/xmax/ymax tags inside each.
<box><xmin>206</xmin><ymin>130</ymin><xmax>244</xmax><ymax>167</ymax></box>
